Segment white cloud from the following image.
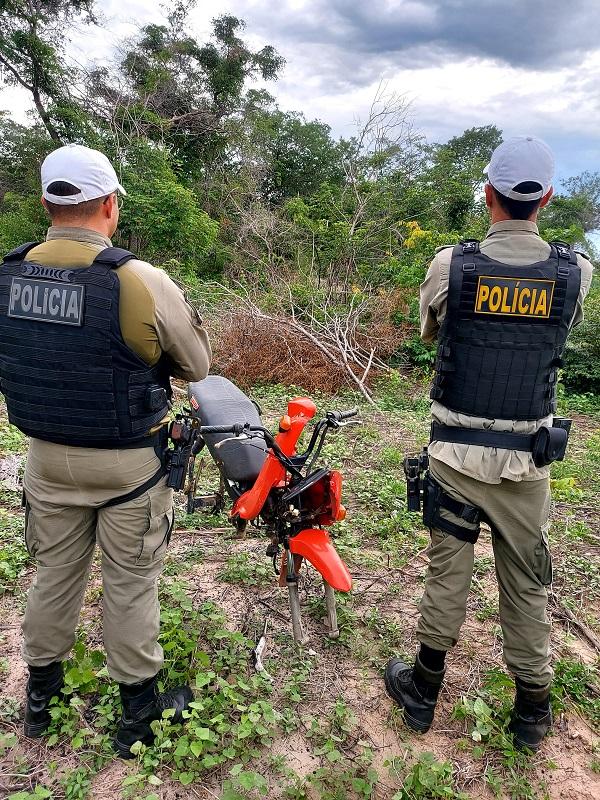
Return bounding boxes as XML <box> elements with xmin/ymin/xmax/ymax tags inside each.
<box><xmin>1</xmin><ymin>0</ymin><xmax>598</xmax><ymax>186</ymax></box>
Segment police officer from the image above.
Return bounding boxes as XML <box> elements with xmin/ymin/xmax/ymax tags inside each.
<box><xmin>384</xmin><ymin>136</ymin><xmax>593</xmax><ymax>751</ymax></box>
<box><xmin>0</xmin><ymin>144</ymin><xmax>212</xmax><ymax>757</ymax></box>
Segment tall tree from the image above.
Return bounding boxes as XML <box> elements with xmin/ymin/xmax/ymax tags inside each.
<box><xmin>541</xmin><ymin>170</ymin><xmax>600</xmax><ymax>235</ymax></box>
<box><xmin>89</xmin><ymin>4</ymin><xmax>284</xmax><ymax>175</ymax></box>
<box><xmin>402</xmin><ymin>125</ymin><xmax>502</xmax><ymax>231</ymax></box>
<box><xmin>0</xmin><ymin>0</ymin><xmax>96</xmax><ymax>142</ymax></box>
<box><xmin>254</xmin><ymin>110</ymin><xmax>348</xmax><ymax>202</ymax></box>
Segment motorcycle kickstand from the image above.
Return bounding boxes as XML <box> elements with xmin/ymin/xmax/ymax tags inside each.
<box><xmin>286</xmin><ymin>553</ymin><xmax>308</xmax><ymax>645</ymax></box>
<box><xmin>323</xmin><ymin>579</ymin><xmax>340</xmax><ymax>639</ymax></box>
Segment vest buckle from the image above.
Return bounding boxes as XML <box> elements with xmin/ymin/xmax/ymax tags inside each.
<box><xmin>462</xmin><ymin>262</ymin><xmax>476</xmax><ymax>273</ymax></box>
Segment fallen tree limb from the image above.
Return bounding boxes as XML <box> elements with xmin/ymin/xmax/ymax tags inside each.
<box><xmin>550</xmin><ymin>597</ymin><xmax>600</xmax><ymax>654</ymax></box>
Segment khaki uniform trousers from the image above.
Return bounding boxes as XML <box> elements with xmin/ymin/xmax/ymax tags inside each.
<box><xmin>416</xmin><ymin>457</ymin><xmax>553</xmax><ymax>687</ymax></box>
<box><xmin>22</xmin><ymin>438</ymin><xmax>173</xmax><ymax>685</ymax></box>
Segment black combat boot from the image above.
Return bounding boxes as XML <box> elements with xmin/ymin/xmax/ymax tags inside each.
<box><xmin>24</xmin><ymin>661</ymin><xmax>64</xmax><ymax>738</ymax></box>
<box><xmin>508</xmin><ymin>679</ymin><xmax>552</xmax><ymax>752</ymax></box>
<box><xmin>384</xmin><ymin>653</ymin><xmax>445</xmax><ymax>732</ymax></box>
<box><xmin>114</xmin><ymin>675</ymin><xmax>193</xmax><ymax>759</ymax></box>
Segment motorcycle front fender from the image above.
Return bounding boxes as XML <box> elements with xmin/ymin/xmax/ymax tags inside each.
<box><xmin>288</xmin><ymin>528</ymin><xmax>352</xmax><ymax>592</ymax></box>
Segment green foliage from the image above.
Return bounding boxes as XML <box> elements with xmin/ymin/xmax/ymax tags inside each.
<box><xmin>557</xmin><ymin>384</ymin><xmax>600</xmax><ymax>417</ymax></box>
<box><xmin>550</xmin><ymin>476</ymin><xmax>584</xmax><ymax>503</ymax></box>
<box><xmin>120</xmin><ymin>584</ymin><xmax>280</xmax><ymax>790</ymax></box>
<box><xmin>540</xmin><ymin>171</ymin><xmax>600</xmax><ymax>237</ymax></box>
<box><xmin>7</xmin><ymin>788</ymin><xmax>53</xmax><ymax>800</ymax></box>
<box><xmin>256</xmin><ymin>110</ymin><xmax>348</xmax><ymax>201</ymax></box>
<box><xmin>0</xmin><ymin>695</ymin><xmax>20</xmax><ymax>722</ymax></box>
<box><xmin>218</xmin><ymin>551</ymin><xmax>274</xmax><ymax>587</ymax></box>
<box><xmin>0</xmin><ymin>415</ymin><xmax>27</xmax><ymax>455</ymax></box>
<box><xmin>0</xmin><ymin>506</ymin><xmax>28</xmax><ymax>593</ymax></box>
<box><xmin>451</xmin><ymin>671</ymin><xmax>546</xmax><ymax>798</ymax></box>
<box><xmin>60</xmin><ymin>766</ymin><xmax>94</xmax><ymax>800</ymax></box>
<box><xmin>562</xmin><ymin>283</ymin><xmax>600</xmax><ymax>394</ymax></box>
<box><xmin>0</xmin><ymin>119</ymin><xmax>54</xmax><ymax>196</ymax></box>
<box><xmin>392</xmin><ymin>752</ymin><xmax>467</xmax><ymax>800</ymax></box>
<box><xmin>117</xmin><ymin>141</ymin><xmax>219</xmax><ymax>278</ymax></box>
<box><xmin>101</xmin><ymin>11</ymin><xmax>284</xmax><ymax>173</ymax></box>
<box><xmin>0</xmin><ymin>191</ymin><xmax>48</xmax><ymax>253</ymax></box>
<box><xmin>552</xmin><ymin>658</ymin><xmax>600</xmax><ymax>727</ymax></box>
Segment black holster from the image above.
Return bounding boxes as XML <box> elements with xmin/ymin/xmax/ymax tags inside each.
<box><xmin>422</xmin><ymin>473</ymin><xmax>482</xmax><ymax>544</ymax></box>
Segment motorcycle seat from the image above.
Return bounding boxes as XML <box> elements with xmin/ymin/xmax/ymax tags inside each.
<box><xmin>188</xmin><ymin>376</ymin><xmax>267</xmax><ymax>484</ymax></box>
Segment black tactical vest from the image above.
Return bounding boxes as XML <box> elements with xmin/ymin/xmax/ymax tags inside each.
<box><xmin>431</xmin><ymin>240</ymin><xmax>581</xmax><ymax>421</ymax></box>
<box><xmin>0</xmin><ymin>242</ymin><xmax>171</xmax><ymax>448</ymax></box>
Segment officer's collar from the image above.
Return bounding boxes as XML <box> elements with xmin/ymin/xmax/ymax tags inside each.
<box><xmin>486</xmin><ymin>220</ymin><xmax>540</xmax><ymax>237</ymax></box>
<box><xmin>46</xmin><ymin>226</ymin><xmax>112</xmax><ymax>249</ymax></box>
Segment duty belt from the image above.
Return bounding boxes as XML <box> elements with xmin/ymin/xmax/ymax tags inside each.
<box><xmin>430</xmin><ymin>420</ymin><xmax>571</xmax><ymax>468</ymax></box>
<box><xmin>430</xmin><ymin>423</ymin><xmax>534</xmax><ymax>451</ymax></box>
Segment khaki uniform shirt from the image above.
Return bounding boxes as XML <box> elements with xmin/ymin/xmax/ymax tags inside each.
<box><xmin>27</xmin><ymin>227</ymin><xmax>212</xmax><ymax>382</ymax></box>
<box><xmin>420</xmin><ymin>220</ymin><xmax>594</xmax><ymax>484</ymax></box>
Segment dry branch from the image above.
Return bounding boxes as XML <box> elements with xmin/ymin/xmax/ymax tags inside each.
<box><xmin>198</xmin><ymin>281</ymin><xmax>390</xmax><ymax>407</ymax></box>
<box><xmin>550</xmin><ymin>597</ymin><xmax>600</xmax><ymax>654</ymax></box>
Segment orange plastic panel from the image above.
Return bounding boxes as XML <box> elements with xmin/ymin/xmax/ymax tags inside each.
<box><xmin>288</xmin><ymin>528</ymin><xmax>352</xmax><ymax>592</ymax></box>
<box><xmin>320</xmin><ymin>470</ymin><xmax>343</xmax><ymax>525</ymax></box>
<box><xmin>231</xmin><ymin>397</ymin><xmax>317</xmax><ymax>521</ymax></box>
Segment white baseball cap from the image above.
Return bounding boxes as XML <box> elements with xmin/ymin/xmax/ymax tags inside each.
<box><xmin>41</xmin><ymin>143</ymin><xmax>127</xmax><ymax>205</ymax></box>
<box><xmin>484</xmin><ymin>135</ymin><xmax>554</xmax><ymax>201</ymax></box>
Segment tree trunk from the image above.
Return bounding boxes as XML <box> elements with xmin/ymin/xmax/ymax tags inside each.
<box><xmin>32</xmin><ymin>86</ymin><xmax>62</xmax><ymax>144</ymax></box>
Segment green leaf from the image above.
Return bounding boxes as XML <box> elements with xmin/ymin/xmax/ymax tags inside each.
<box><xmin>174</xmin><ymin>738</ymin><xmax>190</xmax><ymax>757</ymax></box>
<box><xmin>130</xmin><ymin>740</ymin><xmax>143</xmax><ymax>755</ymax></box>
<box><xmin>190</xmin><ymin>741</ymin><xmax>203</xmax><ymax>757</ymax></box>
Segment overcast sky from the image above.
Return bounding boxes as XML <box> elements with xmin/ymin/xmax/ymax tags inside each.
<box><xmin>2</xmin><ymin>0</ymin><xmax>599</xmax><ymax>189</ymax></box>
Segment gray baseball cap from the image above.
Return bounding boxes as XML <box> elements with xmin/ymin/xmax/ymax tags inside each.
<box><xmin>484</xmin><ymin>136</ymin><xmax>554</xmax><ymax>201</ymax></box>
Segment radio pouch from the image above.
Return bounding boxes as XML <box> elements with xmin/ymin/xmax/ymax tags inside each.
<box><xmin>532</xmin><ymin>419</ymin><xmax>571</xmax><ymax>468</ymax></box>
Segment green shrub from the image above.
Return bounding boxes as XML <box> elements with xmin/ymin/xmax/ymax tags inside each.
<box><xmin>0</xmin><ymin>192</ymin><xmax>48</xmax><ymax>253</ymax></box>
<box><xmin>562</xmin><ymin>283</ymin><xmax>600</xmax><ymax>394</ymax></box>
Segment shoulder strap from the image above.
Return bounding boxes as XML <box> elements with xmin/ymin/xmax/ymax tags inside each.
<box><xmin>548</xmin><ymin>242</ymin><xmax>582</xmax><ymax>329</ymax></box>
<box><xmin>460</xmin><ymin>239</ymin><xmax>480</xmax><ymax>256</ymax></box>
<box><xmin>549</xmin><ymin>241</ymin><xmax>577</xmax><ymax>278</ymax></box>
<box><xmin>445</xmin><ymin>244</ymin><xmax>467</xmax><ymax>328</ymax></box>
<box><xmin>92</xmin><ymin>247</ymin><xmax>136</xmax><ymax>269</ymax></box>
<box><xmin>3</xmin><ymin>242</ymin><xmax>40</xmax><ymax>264</ymax></box>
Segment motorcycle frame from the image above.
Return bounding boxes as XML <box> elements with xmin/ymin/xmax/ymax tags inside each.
<box><xmin>186</xmin><ymin>396</ymin><xmax>354</xmax><ymax>642</ymax></box>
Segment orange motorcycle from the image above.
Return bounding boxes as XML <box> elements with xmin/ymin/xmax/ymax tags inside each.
<box><xmin>179</xmin><ymin>376</ymin><xmax>358</xmax><ymax>643</ymax></box>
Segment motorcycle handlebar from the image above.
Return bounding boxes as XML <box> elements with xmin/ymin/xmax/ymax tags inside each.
<box><xmin>328</xmin><ymin>408</ymin><xmax>359</xmax><ymax>422</ymax></box>
<box><xmin>201</xmin><ymin>408</ymin><xmax>358</xmax><ymax>437</ymax></box>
